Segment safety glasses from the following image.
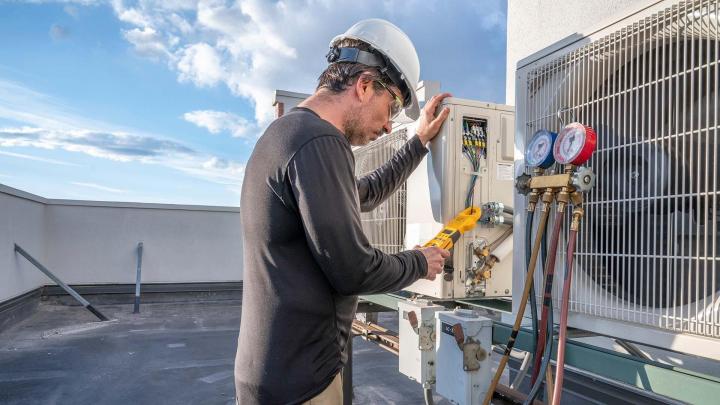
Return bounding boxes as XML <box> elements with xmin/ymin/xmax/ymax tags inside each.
<box><xmin>374</xmin><ymin>79</ymin><xmax>403</xmax><ymax>120</ymax></box>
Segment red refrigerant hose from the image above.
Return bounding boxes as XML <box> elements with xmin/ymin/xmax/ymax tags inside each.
<box><xmin>551</xmin><ymin>209</ymin><xmax>582</xmax><ymax>405</ymax></box>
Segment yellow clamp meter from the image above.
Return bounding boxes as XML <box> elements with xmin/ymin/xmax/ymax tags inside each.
<box><xmin>423</xmin><ymin>206</ymin><xmax>482</xmax><ymax>250</ymax></box>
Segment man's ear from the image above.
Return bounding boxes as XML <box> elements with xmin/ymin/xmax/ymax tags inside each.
<box><xmin>353</xmin><ymin>75</ymin><xmax>373</xmax><ymax>104</ymax></box>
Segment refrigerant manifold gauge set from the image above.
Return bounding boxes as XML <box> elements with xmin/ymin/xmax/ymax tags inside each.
<box><xmin>494</xmin><ymin>113</ymin><xmax>598</xmax><ymax>405</ymax></box>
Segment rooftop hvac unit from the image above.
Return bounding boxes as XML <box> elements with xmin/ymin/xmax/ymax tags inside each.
<box><xmin>354</xmin><ymin>98</ymin><xmax>515</xmax><ymax>299</ymax></box>
<box><xmin>514</xmin><ymin>0</ymin><xmax>720</xmax><ymax>360</ymax></box>
<box><xmin>355</xmin><ymin>129</ymin><xmax>409</xmax><ymax>255</ymax></box>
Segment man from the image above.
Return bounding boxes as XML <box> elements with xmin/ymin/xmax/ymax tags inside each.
<box><xmin>235</xmin><ymin>19</ymin><xmax>452</xmax><ymax>404</ymax></box>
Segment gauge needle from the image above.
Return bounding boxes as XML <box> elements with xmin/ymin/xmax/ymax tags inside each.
<box><xmin>535</xmin><ymin>143</ymin><xmax>543</xmax><ymax>156</ymax></box>
<box><xmin>564</xmin><ymin>134</ymin><xmax>576</xmax><ymax>154</ymax></box>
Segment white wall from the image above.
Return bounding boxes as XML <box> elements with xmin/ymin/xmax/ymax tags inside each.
<box><xmin>0</xmin><ymin>187</ymin><xmax>49</xmax><ymax>302</ymax></box>
<box><xmin>1</xmin><ymin>184</ymin><xmax>243</xmax><ymax>302</ymax></box>
<box><xmin>273</xmin><ymin>90</ymin><xmax>310</xmax><ymax>117</ymax></box>
<box><xmin>505</xmin><ymin>0</ymin><xmax>657</xmax><ymax>105</ymax></box>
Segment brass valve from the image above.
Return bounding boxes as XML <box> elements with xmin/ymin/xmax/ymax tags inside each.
<box><xmin>556</xmin><ymin>165</ymin><xmax>576</xmax><ymax>213</ymax></box>
<box><xmin>474</xmin><ymin>255</ymin><xmax>499</xmax><ymax>283</ymax></box>
<box><xmin>527</xmin><ymin>164</ymin><xmax>595</xmax><ymax>194</ymax></box>
<box><xmin>540</xmin><ymin>188</ymin><xmax>555</xmax><ymax>212</ymax></box>
<box><xmin>570</xmin><ymin>206</ymin><xmax>585</xmax><ymax>231</ymax></box>
<box><xmin>517</xmin><ymin>168</ymin><xmax>546</xmax><ymax>211</ymax></box>
<box><xmin>473</xmin><ymin>245</ymin><xmax>490</xmax><ymax>258</ymax></box>
<box><xmin>528</xmin><ymin>190</ymin><xmax>540</xmax><ymax>212</ymax></box>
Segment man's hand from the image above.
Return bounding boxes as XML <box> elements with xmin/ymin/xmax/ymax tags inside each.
<box><xmin>415</xmin><ymin>245</ymin><xmax>451</xmax><ymax>281</ymax></box>
<box><xmin>416</xmin><ymin>92</ymin><xmax>453</xmax><ymax>146</ymax></box>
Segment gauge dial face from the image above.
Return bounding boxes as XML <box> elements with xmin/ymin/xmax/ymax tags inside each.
<box><xmin>526</xmin><ymin>130</ymin><xmax>556</xmax><ymax>168</ymax></box>
<box><xmin>554</xmin><ymin>123</ymin><xmax>589</xmax><ymax>164</ymax></box>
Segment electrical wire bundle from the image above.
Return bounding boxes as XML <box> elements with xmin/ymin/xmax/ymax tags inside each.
<box><xmin>462</xmin><ymin>120</ymin><xmax>485</xmax><ymax>209</ymax></box>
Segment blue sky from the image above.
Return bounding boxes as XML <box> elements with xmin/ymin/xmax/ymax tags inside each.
<box><xmin>0</xmin><ymin>0</ymin><xmax>507</xmax><ymax>206</ymax></box>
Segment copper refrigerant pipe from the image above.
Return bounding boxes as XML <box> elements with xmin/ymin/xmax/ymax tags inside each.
<box><xmin>482</xmin><ymin>189</ymin><xmax>555</xmax><ymax>405</ymax></box>
<box><xmin>551</xmin><ymin>206</ymin><xmax>584</xmax><ymax>405</ymax></box>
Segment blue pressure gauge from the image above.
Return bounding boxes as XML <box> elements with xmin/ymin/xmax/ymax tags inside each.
<box><xmin>525</xmin><ymin>129</ymin><xmax>557</xmax><ymax>169</ymax></box>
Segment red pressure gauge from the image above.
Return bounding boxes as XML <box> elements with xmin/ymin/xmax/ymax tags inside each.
<box><xmin>553</xmin><ymin>123</ymin><xmax>597</xmax><ymax>165</ymax></box>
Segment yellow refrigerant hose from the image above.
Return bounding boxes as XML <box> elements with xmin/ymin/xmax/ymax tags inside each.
<box><xmin>482</xmin><ymin>190</ymin><xmax>554</xmax><ymax>405</ymax></box>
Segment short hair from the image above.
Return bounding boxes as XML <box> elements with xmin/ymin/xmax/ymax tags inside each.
<box><xmin>316</xmin><ymin>38</ymin><xmax>392</xmax><ymax>95</ymax></box>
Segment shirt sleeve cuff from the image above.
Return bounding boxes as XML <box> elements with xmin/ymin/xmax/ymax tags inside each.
<box><xmin>414</xmin><ymin>249</ymin><xmax>428</xmax><ymax>277</ymax></box>
<box><xmin>409</xmin><ymin>134</ymin><xmax>429</xmax><ymax>156</ymax></box>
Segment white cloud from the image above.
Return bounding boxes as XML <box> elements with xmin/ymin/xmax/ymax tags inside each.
<box><xmin>203</xmin><ymin>156</ymin><xmax>227</xmax><ymax>169</ymax></box>
<box><xmin>112</xmin><ymin>0</ymin><xmax>153</xmax><ymax>26</ymax></box>
<box><xmin>72</xmin><ymin>181</ymin><xmax>128</xmax><ymax>193</ymax></box>
<box><xmin>201</xmin><ymin>156</ymin><xmax>245</xmax><ymax>177</ymax></box>
<box><xmin>173</xmin><ymin>155</ymin><xmax>245</xmax><ymax>186</ymax></box>
<box><xmin>168</xmin><ymin>12</ymin><xmax>193</xmax><ymax>35</ymax></box>
<box><xmin>49</xmin><ymin>24</ymin><xmax>70</xmax><ymax>40</ymax></box>
<box><xmin>0</xmin><ymin>126</ymin><xmax>194</xmax><ymax>162</ymax></box>
<box><xmin>22</xmin><ymin>0</ymin><xmax>101</xmax><ymax>5</ymax></box>
<box><xmin>102</xmin><ymin>1</ymin><xmax>349</xmax><ymax>125</ymax></box>
<box><xmin>0</xmin><ymin>149</ymin><xmax>80</xmax><ymax>166</ymax></box>
<box><xmin>0</xmin><ymin>80</ymin><xmax>245</xmax><ymax>187</ymax></box>
<box><xmin>123</xmin><ymin>27</ymin><xmax>170</xmax><ymax>59</ymax></box>
<box><xmin>0</xmin><ymin>79</ymin><xmax>118</xmax><ymax>132</ymax></box>
<box><xmin>64</xmin><ymin>5</ymin><xmax>80</xmax><ymax>18</ymax></box>
<box><xmin>107</xmin><ymin>0</ymin><xmax>507</xmax><ymax>128</ymax></box>
<box><xmin>21</xmin><ymin>0</ymin><xmax>509</xmax><ymax>126</ymax></box>
<box><xmin>6</xmin><ymin>0</ymin><xmax>508</xmax><ymax>196</ymax></box>
<box><xmin>468</xmin><ymin>1</ymin><xmax>506</xmax><ymax>30</ymax></box>
<box><xmin>177</xmin><ymin>43</ymin><xmax>225</xmax><ymax>87</ymax></box>
<box><xmin>183</xmin><ymin>110</ymin><xmax>254</xmax><ymax>138</ymax></box>
<box><xmin>0</xmin><ymin>125</ymin><xmax>245</xmax><ymax>186</ymax></box>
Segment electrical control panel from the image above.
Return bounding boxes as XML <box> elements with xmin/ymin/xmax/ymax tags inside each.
<box><xmin>403</xmin><ymin>98</ymin><xmax>515</xmax><ymax>299</ymax></box>
<box><xmin>354</xmin><ymin>98</ymin><xmax>515</xmax><ymax>300</ymax></box>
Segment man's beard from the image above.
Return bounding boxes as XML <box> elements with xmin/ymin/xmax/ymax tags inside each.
<box><xmin>343</xmin><ymin>107</ymin><xmax>366</xmax><ymax>146</ymax></box>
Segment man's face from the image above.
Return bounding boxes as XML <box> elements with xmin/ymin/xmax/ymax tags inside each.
<box><xmin>344</xmin><ymin>80</ymin><xmax>401</xmax><ymax>146</ymax></box>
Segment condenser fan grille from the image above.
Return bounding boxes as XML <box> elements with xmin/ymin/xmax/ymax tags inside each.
<box><xmin>522</xmin><ymin>0</ymin><xmax>719</xmax><ymax>337</ymax></box>
<box><xmin>354</xmin><ymin>129</ymin><xmax>408</xmax><ymax>254</ymax></box>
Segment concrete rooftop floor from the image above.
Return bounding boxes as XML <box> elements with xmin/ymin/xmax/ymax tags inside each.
<box><xmin>0</xmin><ymin>296</ymin><xmax>679</xmax><ymax>404</ymax></box>
<box><xmin>0</xmin><ymin>299</ymin><xmax>455</xmax><ymax>405</ymax></box>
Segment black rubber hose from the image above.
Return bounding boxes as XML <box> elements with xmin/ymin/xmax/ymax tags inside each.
<box><xmin>523</xmin><ymin>278</ymin><xmax>555</xmax><ymax>404</ymax></box>
<box><xmin>540</xmin><ymin>211</ymin><xmax>551</xmax><ymax>358</ymax></box>
<box><xmin>525</xmin><ymin>211</ymin><xmax>552</xmax><ymax>404</ymax></box>
<box><xmin>530</xmin><ymin>209</ymin><xmax>561</xmax><ymax>386</ymax></box>
<box><xmin>541</xmin><ymin>221</ymin><xmax>548</xmax><ymax>295</ymax></box>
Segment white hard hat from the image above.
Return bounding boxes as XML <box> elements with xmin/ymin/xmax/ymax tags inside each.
<box><xmin>329</xmin><ymin>19</ymin><xmax>421</xmax><ymax>120</ymax></box>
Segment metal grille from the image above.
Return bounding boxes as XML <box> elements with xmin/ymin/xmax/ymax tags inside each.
<box><xmin>354</xmin><ymin>129</ymin><xmax>408</xmax><ymax>254</ymax></box>
<box><xmin>522</xmin><ymin>0</ymin><xmax>719</xmax><ymax>338</ymax></box>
